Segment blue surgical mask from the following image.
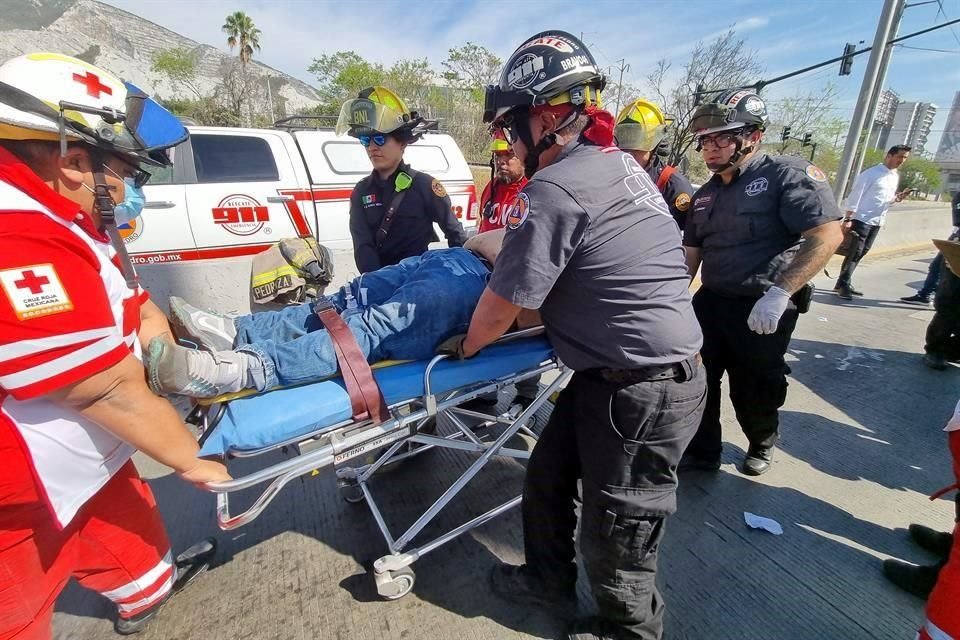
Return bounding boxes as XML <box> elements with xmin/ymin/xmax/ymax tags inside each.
<box><xmin>113</xmin><ymin>177</ymin><xmax>145</xmax><ymax>227</ymax></box>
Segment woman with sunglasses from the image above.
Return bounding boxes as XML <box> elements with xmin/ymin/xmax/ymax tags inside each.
<box><xmin>336</xmin><ymin>86</ymin><xmax>466</xmax><ymax>274</ymax></box>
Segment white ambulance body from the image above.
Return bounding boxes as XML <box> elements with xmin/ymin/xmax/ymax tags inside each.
<box><xmin>133</xmin><ymin>126</ymin><xmax>479</xmax><ymax>313</ymax></box>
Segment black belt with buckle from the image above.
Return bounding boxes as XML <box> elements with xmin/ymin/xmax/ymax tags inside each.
<box><xmin>585</xmin><ymin>354</ymin><xmax>701</xmax><ymax>384</ymax></box>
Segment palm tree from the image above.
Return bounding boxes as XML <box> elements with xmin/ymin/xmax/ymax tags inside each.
<box><xmin>222</xmin><ymin>11</ymin><xmax>261</xmax><ymax>67</ymax></box>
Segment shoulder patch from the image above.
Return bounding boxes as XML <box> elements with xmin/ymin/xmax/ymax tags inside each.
<box><xmin>674</xmin><ymin>193</ymin><xmax>691</xmax><ymax>212</ymax></box>
<box><xmin>431</xmin><ymin>179</ymin><xmax>447</xmax><ymax>198</ymax></box>
<box><xmin>805</xmin><ymin>165</ymin><xmax>828</xmax><ymax>182</ymax></box>
<box><xmin>0</xmin><ymin>264</ymin><xmax>74</xmax><ymax>320</ymax></box>
<box><xmin>506</xmin><ymin>192</ymin><xmax>530</xmax><ymax>230</ymax></box>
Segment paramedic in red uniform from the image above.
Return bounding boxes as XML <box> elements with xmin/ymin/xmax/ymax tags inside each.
<box><xmin>0</xmin><ymin>53</ymin><xmax>229</xmax><ymax>638</ymax></box>
<box><xmin>477</xmin><ymin>131</ymin><xmax>527</xmax><ymax>233</ymax></box>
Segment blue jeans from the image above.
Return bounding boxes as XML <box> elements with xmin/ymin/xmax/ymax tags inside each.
<box><xmin>919</xmin><ymin>253</ymin><xmax>944</xmax><ymax>298</ymax></box>
<box><xmin>233</xmin><ymin>249</ymin><xmax>490</xmax><ymax>390</ymax></box>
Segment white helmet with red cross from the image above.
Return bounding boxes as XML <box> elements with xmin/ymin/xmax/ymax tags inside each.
<box><xmin>0</xmin><ymin>53</ymin><xmax>187</xmax><ymax>166</ymax></box>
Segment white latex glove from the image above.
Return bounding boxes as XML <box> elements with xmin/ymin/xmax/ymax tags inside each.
<box><xmin>747</xmin><ymin>286</ymin><xmax>791</xmax><ymax>335</ymax></box>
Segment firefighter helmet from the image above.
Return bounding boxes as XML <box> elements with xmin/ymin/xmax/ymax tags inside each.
<box><xmin>688</xmin><ymin>89</ymin><xmax>768</xmax><ymax>136</ymax></box>
<box><xmin>614</xmin><ymin>99</ymin><xmax>668</xmax><ymax>152</ymax></box>
<box><xmin>336</xmin><ymin>86</ymin><xmax>430</xmax><ymax>143</ymax></box>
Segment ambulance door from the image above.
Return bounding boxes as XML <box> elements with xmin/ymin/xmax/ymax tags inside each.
<box><xmin>184</xmin><ymin>131</ymin><xmax>305</xmax><ymax>260</ymax></box>
<box><xmin>130</xmin><ymin>142</ymin><xmax>197</xmax><ymax>263</ymax></box>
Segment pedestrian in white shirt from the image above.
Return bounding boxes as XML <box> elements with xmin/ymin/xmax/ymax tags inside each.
<box><xmin>835</xmin><ymin>144</ymin><xmax>913</xmax><ymax>299</ymax></box>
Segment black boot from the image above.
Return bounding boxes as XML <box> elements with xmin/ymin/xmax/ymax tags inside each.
<box><xmin>882</xmin><ymin>559</ymin><xmax>943</xmax><ymax>599</ymax></box>
<box><xmin>114</xmin><ymin>537</ymin><xmax>217</xmax><ymax>635</ymax></box>
<box><xmin>909</xmin><ymin>524</ymin><xmax>954</xmax><ymax>559</ymax></box>
<box><xmin>489</xmin><ymin>563</ymin><xmax>576</xmax><ymax>616</ymax></box>
<box><xmin>742</xmin><ymin>445</ymin><xmax>775</xmax><ymax>476</ymax></box>
<box><xmin>566</xmin><ymin>616</ymin><xmax>621</xmax><ymax>639</ymax></box>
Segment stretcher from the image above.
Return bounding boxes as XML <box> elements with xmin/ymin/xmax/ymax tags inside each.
<box><xmin>188</xmin><ymin>327</ymin><xmax>569</xmax><ymax>599</ymax></box>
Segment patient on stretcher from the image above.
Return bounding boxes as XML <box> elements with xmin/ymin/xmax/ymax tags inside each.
<box><xmin>147</xmin><ymin>231</ymin><xmax>514</xmax><ymax>398</ymax></box>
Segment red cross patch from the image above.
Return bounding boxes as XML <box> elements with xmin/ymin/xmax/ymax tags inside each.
<box><xmin>72</xmin><ymin>71</ymin><xmax>113</xmax><ymax>99</ymax></box>
<box><xmin>0</xmin><ymin>264</ymin><xmax>73</xmax><ymax>320</ymax></box>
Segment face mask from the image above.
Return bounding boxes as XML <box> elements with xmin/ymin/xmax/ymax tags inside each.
<box><xmin>113</xmin><ymin>178</ymin><xmax>145</xmax><ymax>227</ymax></box>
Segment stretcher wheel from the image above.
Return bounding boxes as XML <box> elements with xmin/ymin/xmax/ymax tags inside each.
<box><xmin>340</xmin><ymin>484</ymin><xmax>365</xmax><ymax>504</ymax></box>
<box><xmin>375</xmin><ymin>566</ymin><xmax>415</xmax><ymax>600</ymax></box>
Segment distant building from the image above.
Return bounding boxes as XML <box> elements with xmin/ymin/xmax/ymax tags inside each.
<box><xmin>935</xmin><ymin>91</ymin><xmax>960</xmax><ymax>196</ymax></box>
<box><xmin>885</xmin><ymin>101</ymin><xmax>937</xmax><ymax>154</ymax></box>
<box><xmin>868</xmin><ymin>89</ymin><xmax>900</xmax><ymax>149</ymax></box>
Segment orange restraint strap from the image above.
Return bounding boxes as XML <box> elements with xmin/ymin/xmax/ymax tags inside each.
<box><xmin>656</xmin><ymin>165</ymin><xmax>676</xmax><ymax>193</ymax></box>
<box><xmin>314</xmin><ymin>301</ymin><xmax>390</xmax><ymax>424</ymax></box>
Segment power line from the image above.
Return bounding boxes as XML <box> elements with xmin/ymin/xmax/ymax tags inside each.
<box><xmin>896</xmin><ymin>43</ymin><xmax>960</xmax><ymax>52</ymax></box>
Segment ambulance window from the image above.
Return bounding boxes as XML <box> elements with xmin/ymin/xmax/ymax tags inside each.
<box><xmin>322</xmin><ymin>141</ymin><xmax>374</xmax><ymax>175</ymax></box>
<box><xmin>192</xmin><ymin>135</ymin><xmax>280</xmax><ymax>183</ymax></box>
<box><xmin>404</xmin><ymin>145</ymin><xmax>450</xmax><ymax>174</ymax></box>
<box><xmin>148</xmin><ymin>163</ymin><xmax>174</xmax><ymax>185</ymax></box>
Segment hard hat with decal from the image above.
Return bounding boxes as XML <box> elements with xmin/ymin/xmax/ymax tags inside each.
<box><xmin>614</xmin><ymin>99</ymin><xmax>668</xmax><ymax>152</ymax></box>
<box><xmin>688</xmin><ymin>89</ymin><xmax>768</xmax><ymax>136</ymax></box>
<box><xmin>336</xmin><ymin>85</ymin><xmax>430</xmax><ymax>143</ymax></box>
<box><xmin>0</xmin><ymin>53</ymin><xmax>187</xmax><ymax>166</ymax></box>
<box><xmin>482</xmin><ymin>30</ymin><xmax>605</xmax><ymax>126</ymax></box>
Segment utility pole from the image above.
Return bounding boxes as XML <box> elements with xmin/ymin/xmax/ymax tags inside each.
<box><xmin>852</xmin><ymin>0</ymin><xmax>907</xmax><ymax>180</ymax></box>
<box><xmin>613</xmin><ymin>58</ymin><xmax>631</xmax><ymax>116</ymax></box>
<box><xmin>833</xmin><ymin>0</ymin><xmax>900</xmax><ymax>203</ymax></box>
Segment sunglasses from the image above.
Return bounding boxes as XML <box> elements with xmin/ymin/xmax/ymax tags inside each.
<box><xmin>105</xmin><ymin>157</ymin><xmax>152</xmax><ymax>188</ymax></box>
<box><xmin>358</xmin><ymin>134</ymin><xmax>388</xmax><ymax>148</ymax></box>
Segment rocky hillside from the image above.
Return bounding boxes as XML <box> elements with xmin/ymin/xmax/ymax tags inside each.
<box><xmin>0</xmin><ymin>0</ymin><xmax>322</xmax><ymax>114</ymax></box>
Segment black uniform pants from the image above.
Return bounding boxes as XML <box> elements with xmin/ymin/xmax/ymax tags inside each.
<box><xmin>837</xmin><ymin>220</ymin><xmax>881</xmax><ymax>289</ymax></box>
<box><xmin>522</xmin><ymin>367</ymin><xmax>706</xmax><ymax>639</ymax></box>
<box><xmin>925</xmin><ymin>268</ymin><xmax>960</xmax><ymax>358</ymax></box>
<box><xmin>685</xmin><ymin>287</ymin><xmax>799</xmax><ymax>462</ymax></box>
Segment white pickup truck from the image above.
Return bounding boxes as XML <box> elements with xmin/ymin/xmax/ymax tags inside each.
<box><xmin>132</xmin><ymin>124</ymin><xmax>479</xmax><ymax>313</ymax></box>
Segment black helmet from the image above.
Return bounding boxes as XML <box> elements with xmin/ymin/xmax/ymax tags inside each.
<box><xmin>688</xmin><ymin>89</ymin><xmax>768</xmax><ymax>136</ymax></box>
<box><xmin>483</xmin><ymin>31</ymin><xmax>606</xmax><ymax>126</ymax></box>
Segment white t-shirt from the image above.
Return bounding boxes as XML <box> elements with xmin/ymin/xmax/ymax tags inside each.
<box><xmin>844</xmin><ymin>163</ymin><xmax>900</xmax><ymax>227</ymax></box>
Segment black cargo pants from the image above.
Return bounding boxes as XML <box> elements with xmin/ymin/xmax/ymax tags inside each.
<box><xmin>926</xmin><ymin>268</ymin><xmax>960</xmax><ymax>358</ymax></box>
<box><xmin>521</xmin><ymin>363</ymin><xmax>706</xmax><ymax>639</ymax></box>
<box><xmin>685</xmin><ymin>287</ymin><xmax>799</xmax><ymax>462</ymax></box>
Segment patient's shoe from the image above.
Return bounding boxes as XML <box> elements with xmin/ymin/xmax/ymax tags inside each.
<box><xmin>147</xmin><ymin>338</ymin><xmax>258</xmax><ymax>398</ymax></box>
<box><xmin>169</xmin><ymin>296</ymin><xmax>237</xmax><ymax>351</ymax></box>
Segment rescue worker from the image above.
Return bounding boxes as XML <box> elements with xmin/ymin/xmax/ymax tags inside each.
<box><xmin>0</xmin><ymin>54</ymin><xmax>229</xmax><ymax>638</ymax></box>
<box><xmin>439</xmin><ymin>31</ymin><xmax>706</xmax><ymax>640</ymax></box>
<box><xmin>478</xmin><ymin>130</ymin><xmax>527</xmax><ymax>233</ymax></box>
<box><xmin>681</xmin><ymin>90</ymin><xmax>843</xmax><ymax>476</ymax></box>
<box><xmin>884</xmin><ymin>397</ymin><xmax>960</xmax><ymax>640</ymax></box>
<box><xmin>337</xmin><ymin>86</ymin><xmax>466</xmax><ymax>273</ymax></box>
<box><xmin>614</xmin><ymin>99</ymin><xmax>694</xmax><ymax>229</ymax></box>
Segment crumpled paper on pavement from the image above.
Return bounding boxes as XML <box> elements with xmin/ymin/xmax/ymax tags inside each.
<box><xmin>744</xmin><ymin>512</ymin><xmax>783</xmax><ymax>535</ymax></box>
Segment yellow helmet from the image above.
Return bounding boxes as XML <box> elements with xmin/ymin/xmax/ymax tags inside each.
<box><xmin>614</xmin><ymin>99</ymin><xmax>668</xmax><ymax>152</ymax></box>
<box><xmin>336</xmin><ymin>86</ymin><xmax>423</xmax><ymax>141</ymax></box>
<box><xmin>489</xmin><ymin>129</ymin><xmax>512</xmax><ymax>154</ymax></box>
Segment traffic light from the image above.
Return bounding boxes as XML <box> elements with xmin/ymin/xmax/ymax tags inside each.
<box><xmin>781</xmin><ymin>126</ymin><xmax>792</xmax><ymax>142</ymax></box>
<box><xmin>802</xmin><ymin>132</ymin><xmax>813</xmax><ymax>147</ymax></box>
<box><xmin>839</xmin><ymin>43</ymin><xmax>856</xmax><ymax>76</ymax></box>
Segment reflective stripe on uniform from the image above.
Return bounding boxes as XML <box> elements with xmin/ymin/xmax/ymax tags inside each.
<box><xmin>101</xmin><ymin>550</ymin><xmax>174</xmax><ymax>601</ymax></box>
<box><xmin>920</xmin><ymin>619</ymin><xmax>955</xmax><ymax>640</ymax></box>
<box><xmin>0</xmin><ymin>334</ymin><xmax>123</xmax><ymax>390</ymax></box>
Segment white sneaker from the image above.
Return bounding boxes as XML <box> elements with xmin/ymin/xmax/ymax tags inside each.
<box><xmin>147</xmin><ymin>338</ymin><xmax>255</xmax><ymax>398</ymax></box>
<box><xmin>169</xmin><ymin>297</ymin><xmax>237</xmax><ymax>352</ymax></box>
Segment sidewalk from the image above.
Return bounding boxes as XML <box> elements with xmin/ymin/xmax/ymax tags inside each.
<box><xmin>54</xmin><ymin>248</ymin><xmax>958</xmax><ymax>640</ymax></box>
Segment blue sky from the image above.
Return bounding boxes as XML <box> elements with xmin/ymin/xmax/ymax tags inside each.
<box><xmin>106</xmin><ymin>0</ymin><xmax>960</xmax><ymax>153</ymax></box>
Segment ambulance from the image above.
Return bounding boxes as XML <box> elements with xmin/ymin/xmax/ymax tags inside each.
<box><xmin>132</xmin><ymin>124</ymin><xmax>479</xmax><ymax>313</ymax></box>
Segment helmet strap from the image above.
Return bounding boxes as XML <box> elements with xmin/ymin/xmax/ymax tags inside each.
<box><xmin>517</xmin><ymin>105</ymin><xmax>580</xmax><ymax>179</ymax></box>
<box><xmin>712</xmin><ymin>128</ymin><xmax>756</xmax><ymax>174</ymax></box>
<box><xmin>90</xmin><ymin>149</ymin><xmax>140</xmax><ymax>290</ymax></box>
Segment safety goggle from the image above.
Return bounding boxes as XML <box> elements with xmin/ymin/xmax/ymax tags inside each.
<box><xmin>358</xmin><ymin>134</ymin><xmax>388</xmax><ymax>148</ymax></box>
<box><xmin>104</xmin><ymin>156</ymin><xmax>152</xmax><ymax>188</ymax></box>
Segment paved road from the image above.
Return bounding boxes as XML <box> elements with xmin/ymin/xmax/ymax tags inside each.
<box><xmin>54</xmin><ymin>247</ymin><xmax>958</xmax><ymax>640</ymax></box>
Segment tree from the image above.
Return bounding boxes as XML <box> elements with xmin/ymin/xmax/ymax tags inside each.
<box><xmin>308</xmin><ymin>51</ymin><xmax>385</xmax><ymax>114</ymax></box>
<box><xmin>441</xmin><ymin>43</ymin><xmax>501</xmax><ymax>91</ymax></box>
<box><xmin>646</xmin><ymin>30</ymin><xmax>764</xmax><ymax>165</ymax></box>
<box><xmin>765</xmin><ymin>83</ymin><xmax>842</xmax><ymax>157</ymax></box>
<box><xmin>222</xmin><ymin>11</ymin><xmax>261</xmax><ymax>67</ymax></box>
<box><xmin>151</xmin><ymin>47</ymin><xmax>204</xmax><ymax>101</ymax></box>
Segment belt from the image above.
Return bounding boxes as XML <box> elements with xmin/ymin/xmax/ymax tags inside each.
<box><xmin>585</xmin><ymin>353</ymin><xmax>701</xmax><ymax>384</ymax></box>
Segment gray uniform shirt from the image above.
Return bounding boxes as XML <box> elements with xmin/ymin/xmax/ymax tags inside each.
<box><xmin>683</xmin><ymin>153</ymin><xmax>842</xmax><ymax>298</ymax></box>
<box><xmin>488</xmin><ymin>140</ymin><xmax>703</xmax><ymax>371</ymax></box>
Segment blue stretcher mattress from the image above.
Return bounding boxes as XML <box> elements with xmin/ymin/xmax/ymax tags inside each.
<box><xmin>198</xmin><ymin>337</ymin><xmax>554</xmax><ymax>456</ymax></box>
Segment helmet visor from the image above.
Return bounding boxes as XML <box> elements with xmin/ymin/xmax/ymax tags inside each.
<box><xmin>614</xmin><ymin>122</ymin><xmax>666</xmax><ymax>151</ymax></box>
<box><xmin>120</xmin><ymin>83</ymin><xmax>187</xmax><ymax>165</ymax></box>
<box><xmin>335</xmin><ymin>98</ymin><xmax>407</xmax><ymax>136</ymax></box>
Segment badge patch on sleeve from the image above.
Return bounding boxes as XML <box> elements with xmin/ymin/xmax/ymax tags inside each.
<box><xmin>431</xmin><ymin>179</ymin><xmax>447</xmax><ymax>197</ymax></box>
<box><xmin>805</xmin><ymin>165</ymin><xmax>828</xmax><ymax>182</ymax></box>
<box><xmin>0</xmin><ymin>264</ymin><xmax>74</xmax><ymax>320</ymax></box>
<box><xmin>506</xmin><ymin>192</ymin><xmax>530</xmax><ymax>229</ymax></box>
<box><xmin>674</xmin><ymin>193</ymin><xmax>691</xmax><ymax>212</ymax></box>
